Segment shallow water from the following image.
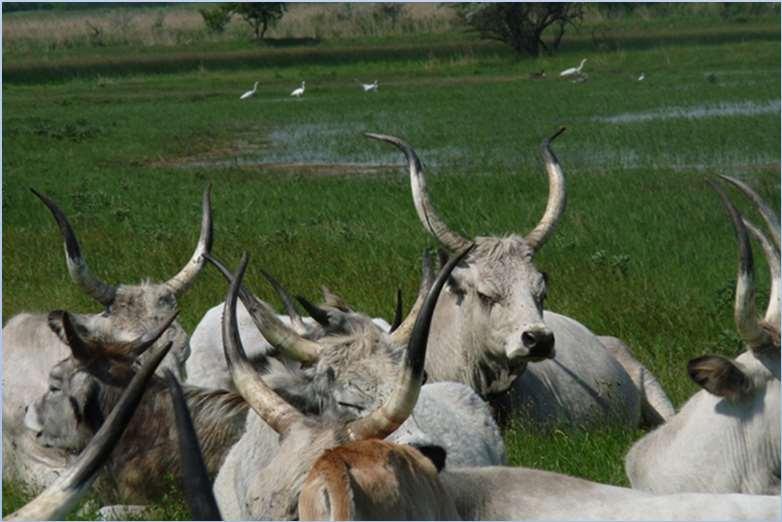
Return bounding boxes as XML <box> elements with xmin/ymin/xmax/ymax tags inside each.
<box><xmin>594</xmin><ymin>100</ymin><xmax>780</xmax><ymax>124</ymax></box>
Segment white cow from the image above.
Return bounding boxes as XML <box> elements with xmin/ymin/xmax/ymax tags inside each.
<box><xmin>366</xmin><ymin>131</ymin><xmax>674</xmax><ymax>429</ymax></box>
<box><xmin>212</xmin><ymin>249</ymin><xmax>487</xmax><ymax>519</ymax></box>
<box><xmin>7</xmin><ymin>341</ymin><xmax>172</xmax><ymax>522</ymax></box>
<box><xmin>625</xmin><ymin>177</ymin><xmax>780</xmax><ymax>495</ymax></box>
<box><xmin>3</xmin><ymin>188</ymin><xmax>211</xmax><ymax>492</ymax></box>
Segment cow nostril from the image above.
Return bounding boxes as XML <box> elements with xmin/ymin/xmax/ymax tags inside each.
<box><xmin>523</xmin><ymin>330</ymin><xmax>555</xmax><ymax>357</ymax></box>
<box><xmin>521</xmin><ymin>331</ymin><xmax>538</xmax><ymax>348</ymax></box>
<box><xmin>533</xmin><ymin>333</ymin><xmax>555</xmax><ymax>357</ymax></box>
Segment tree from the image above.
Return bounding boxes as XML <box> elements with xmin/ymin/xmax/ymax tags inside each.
<box><xmin>229</xmin><ymin>3</ymin><xmax>287</xmax><ymax>41</ymax></box>
<box><xmin>199</xmin><ymin>5</ymin><xmax>233</xmax><ymax>34</ymax></box>
<box><xmin>453</xmin><ymin>3</ymin><xmax>584</xmax><ymax>57</ymax></box>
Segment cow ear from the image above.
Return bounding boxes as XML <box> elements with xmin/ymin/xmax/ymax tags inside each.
<box><xmin>48</xmin><ymin>310</ymin><xmax>95</xmax><ymax>361</ymax></box>
<box><xmin>321</xmin><ymin>286</ymin><xmax>351</xmax><ymax>312</ymax></box>
<box><xmin>416</xmin><ymin>445</ymin><xmax>447</xmax><ymax>472</ymax></box>
<box><xmin>687</xmin><ymin>355</ymin><xmax>750</xmax><ymax>400</ymax></box>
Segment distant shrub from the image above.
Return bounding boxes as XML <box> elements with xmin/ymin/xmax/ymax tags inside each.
<box><xmin>228</xmin><ymin>3</ymin><xmax>288</xmax><ymax>41</ymax></box>
<box><xmin>452</xmin><ymin>3</ymin><xmax>584</xmax><ymax>57</ymax></box>
<box><xmin>199</xmin><ymin>5</ymin><xmax>232</xmax><ymax>34</ymax></box>
<box><xmin>720</xmin><ymin>2</ymin><xmax>779</xmax><ymax>22</ymax></box>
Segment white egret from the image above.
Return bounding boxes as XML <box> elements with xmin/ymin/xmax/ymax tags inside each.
<box><xmin>240</xmin><ymin>81</ymin><xmax>259</xmax><ymax>100</ymax></box>
<box><xmin>290</xmin><ymin>81</ymin><xmax>306</xmax><ymax>98</ymax></box>
<box><xmin>559</xmin><ymin>59</ymin><xmax>587</xmax><ymax>80</ymax></box>
<box><xmin>637</xmin><ymin>73</ymin><xmax>645</xmax><ymax>81</ymax></box>
<box><xmin>356</xmin><ymin>79</ymin><xmax>379</xmax><ymax>92</ymax></box>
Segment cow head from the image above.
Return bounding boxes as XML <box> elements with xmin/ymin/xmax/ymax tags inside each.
<box><xmin>690</xmin><ymin>178</ymin><xmax>780</xmax><ymax>405</ymax></box>
<box><xmin>24</xmin><ymin>311</ymin><xmax>178</xmax><ymax>453</ymax></box>
<box><xmin>10</xmin><ymin>340</ymin><xmax>172</xmax><ymax>521</ymax></box>
<box><xmin>33</xmin><ymin>187</ymin><xmax>212</xmax><ymax>378</ymax></box>
<box><xmin>367</xmin><ymin>130</ymin><xmax>566</xmax><ymax>393</ymax></box>
<box><xmin>215</xmin><ymin>247</ymin><xmax>467</xmax><ymax>519</ymax></box>
<box><xmin>205</xmin><ymin>250</ymin><xmax>436</xmax><ymax>419</ymax></box>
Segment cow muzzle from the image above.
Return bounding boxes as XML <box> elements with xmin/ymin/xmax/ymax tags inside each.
<box><xmin>507</xmin><ymin>327</ymin><xmax>555</xmax><ymax>363</ymax></box>
<box><xmin>522</xmin><ymin>327</ymin><xmax>555</xmax><ymax>360</ymax></box>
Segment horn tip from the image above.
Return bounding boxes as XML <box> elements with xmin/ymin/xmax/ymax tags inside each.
<box><xmin>364</xmin><ymin>132</ymin><xmax>390</xmax><ymax>142</ymax></box>
<box><xmin>545</xmin><ymin>127</ymin><xmax>567</xmax><ymax>146</ymax></box>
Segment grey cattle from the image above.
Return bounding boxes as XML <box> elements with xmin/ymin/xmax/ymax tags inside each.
<box><xmin>3</xmin><ymin>188</ymin><xmax>211</xmax><ymax>492</ymax></box>
<box><xmin>299</xmin><ymin>439</ymin><xmax>459</xmax><ymax>521</ymax></box>
<box><xmin>299</xmin><ymin>441</ymin><xmax>779</xmax><ymax>521</ymax></box>
<box><xmin>440</xmin><ymin>466</ymin><xmax>780</xmax><ymax>521</ymax></box>
<box><xmin>200</xmin><ymin>252</ymin><xmax>505</xmax><ymax>467</ymax></box>
<box><xmin>7</xmin><ymin>330</ymin><xmax>172</xmax><ymax>521</ymax></box>
<box><xmin>20</xmin><ymin>310</ymin><xmax>250</xmax><ymax>504</ymax></box>
<box><xmin>212</xmin><ymin>248</ymin><xmax>469</xmax><ymax>520</ymax></box>
<box><xmin>625</xmin><ymin>177</ymin><xmax>780</xmax><ymax>495</ymax></box>
<box><xmin>367</xmin><ymin>130</ymin><xmax>674</xmax><ymax>428</ymax></box>
<box><xmin>185</xmin><ymin>271</ymin><xmax>392</xmax><ymax>391</ymax></box>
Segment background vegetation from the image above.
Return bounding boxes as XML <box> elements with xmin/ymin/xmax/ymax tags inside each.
<box><xmin>3</xmin><ymin>2</ymin><xmax>780</xmax><ymax>519</ymax></box>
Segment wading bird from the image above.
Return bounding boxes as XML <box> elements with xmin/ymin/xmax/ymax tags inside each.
<box><xmin>356</xmin><ymin>79</ymin><xmax>379</xmax><ymax>92</ymax></box>
<box><xmin>560</xmin><ymin>59</ymin><xmax>587</xmax><ymax>81</ymax></box>
<box><xmin>240</xmin><ymin>81</ymin><xmax>259</xmax><ymax>100</ymax></box>
<box><xmin>290</xmin><ymin>81</ymin><xmax>306</xmax><ymax>98</ymax></box>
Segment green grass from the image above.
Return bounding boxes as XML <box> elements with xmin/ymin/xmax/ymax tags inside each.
<box><xmin>3</xmin><ymin>11</ymin><xmax>780</xmax><ymax>518</ymax></box>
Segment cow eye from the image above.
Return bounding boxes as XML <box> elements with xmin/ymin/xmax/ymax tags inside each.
<box><xmin>48</xmin><ymin>385</ymin><xmax>61</xmax><ymax>393</ymax></box>
<box><xmin>447</xmin><ymin>276</ymin><xmax>464</xmax><ymax>295</ymax></box>
<box><xmin>337</xmin><ymin>401</ymin><xmax>364</xmax><ymax>413</ymax></box>
<box><xmin>477</xmin><ymin>291</ymin><xmax>496</xmax><ymax>306</ymax></box>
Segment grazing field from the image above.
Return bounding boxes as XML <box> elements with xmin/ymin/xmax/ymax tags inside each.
<box><xmin>2</xmin><ymin>5</ymin><xmax>780</xmax><ymax>518</ymax></box>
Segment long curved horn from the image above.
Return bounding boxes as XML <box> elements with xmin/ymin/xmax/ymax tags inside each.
<box><xmin>525</xmin><ymin>127</ymin><xmax>568</xmax><ymax>252</ymax></box>
<box><xmin>711</xmin><ymin>181</ymin><xmax>770</xmax><ymax>349</ymax></box>
<box><xmin>259</xmin><ymin>269</ymin><xmax>307</xmax><ymax>333</ymax></box>
<box><xmin>390</xmin><ymin>288</ymin><xmax>403</xmax><ymax>332</ymax></box>
<box><xmin>165</xmin><ymin>371</ymin><xmax>222</xmax><ymax>521</ymax></box>
<box><xmin>366</xmin><ymin>133</ymin><xmax>470</xmax><ymax>252</ymax></box>
<box><xmin>221</xmin><ymin>253</ymin><xmax>305</xmax><ymax>434</ymax></box>
<box><xmin>347</xmin><ymin>244</ymin><xmax>474</xmax><ymax>441</ymax></box>
<box><xmin>6</xmin><ymin>341</ymin><xmax>172</xmax><ymax>521</ymax></box>
<box><xmin>165</xmin><ymin>186</ymin><xmax>213</xmax><ymax>297</ymax></box>
<box><xmin>388</xmin><ymin>250</ymin><xmax>436</xmax><ymax>346</ymax></box>
<box><xmin>54</xmin><ymin>310</ymin><xmax>178</xmax><ymax>361</ymax></box>
<box><xmin>719</xmin><ymin>175</ymin><xmax>780</xmax><ymax>250</ymax></box>
<box><xmin>31</xmin><ymin>189</ymin><xmax>116</xmax><ymax>306</ymax></box>
<box><xmin>296</xmin><ymin>296</ymin><xmax>332</xmax><ymax>327</ymax></box>
<box><xmin>204</xmin><ymin>254</ymin><xmax>321</xmax><ymax>364</ymax></box>
<box><xmin>742</xmin><ymin>218</ymin><xmax>780</xmax><ymax>332</ymax></box>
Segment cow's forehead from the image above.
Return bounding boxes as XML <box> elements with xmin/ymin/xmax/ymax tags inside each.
<box><xmin>112</xmin><ymin>282</ymin><xmax>176</xmax><ymax>308</ymax></box>
<box><xmin>459</xmin><ymin>236</ymin><xmax>541</xmax><ymax>283</ymax></box>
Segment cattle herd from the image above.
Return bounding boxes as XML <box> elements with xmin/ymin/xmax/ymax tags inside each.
<box><xmin>2</xmin><ymin>130</ymin><xmax>780</xmax><ymax>521</ymax></box>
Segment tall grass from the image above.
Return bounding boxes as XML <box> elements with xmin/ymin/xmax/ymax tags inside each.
<box><xmin>2</xmin><ymin>3</ymin><xmax>461</xmax><ymax>54</ymax></box>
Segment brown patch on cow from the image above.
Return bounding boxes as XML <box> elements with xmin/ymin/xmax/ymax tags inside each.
<box><xmin>299</xmin><ymin>440</ymin><xmax>458</xmax><ymax>521</ymax></box>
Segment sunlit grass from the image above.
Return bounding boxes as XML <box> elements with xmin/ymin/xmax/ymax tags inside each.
<box><xmin>3</xmin><ymin>9</ymin><xmax>780</xmax><ymax>518</ymax></box>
